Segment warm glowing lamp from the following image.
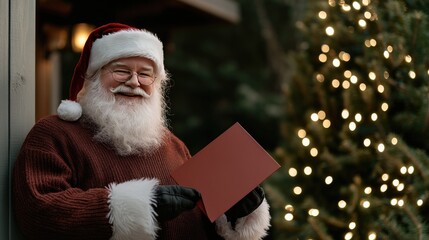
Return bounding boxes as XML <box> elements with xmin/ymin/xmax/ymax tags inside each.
<box><xmin>72</xmin><ymin>23</ymin><xmax>95</xmax><ymax>52</ymax></box>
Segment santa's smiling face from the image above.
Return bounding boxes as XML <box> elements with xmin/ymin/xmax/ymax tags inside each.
<box><xmin>77</xmin><ymin>56</ymin><xmax>167</xmax><ymax>156</ymax></box>
<box><xmin>101</xmin><ymin>56</ymin><xmax>156</xmax><ymax>99</ymax></box>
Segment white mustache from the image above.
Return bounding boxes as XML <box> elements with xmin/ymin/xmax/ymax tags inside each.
<box><xmin>110</xmin><ymin>85</ymin><xmax>151</xmax><ymax>98</ymax></box>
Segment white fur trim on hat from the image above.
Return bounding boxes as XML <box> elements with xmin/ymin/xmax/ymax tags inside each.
<box><xmin>107</xmin><ymin>178</ymin><xmax>160</xmax><ymax>240</ymax></box>
<box><xmin>215</xmin><ymin>199</ymin><xmax>271</xmax><ymax>240</ymax></box>
<box><xmin>87</xmin><ymin>29</ymin><xmax>166</xmax><ymax>81</ymax></box>
<box><xmin>57</xmin><ymin>100</ymin><xmax>82</xmax><ymax>121</ymax></box>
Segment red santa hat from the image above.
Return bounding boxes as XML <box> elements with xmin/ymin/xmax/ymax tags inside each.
<box><xmin>57</xmin><ymin>22</ymin><xmax>166</xmax><ymax>121</ymax></box>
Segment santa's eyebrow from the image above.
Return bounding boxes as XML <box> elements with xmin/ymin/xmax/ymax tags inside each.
<box><xmin>109</xmin><ymin>62</ymin><xmax>154</xmax><ymax>72</ymax></box>
<box><xmin>109</xmin><ymin>62</ymin><xmax>129</xmax><ymax>68</ymax></box>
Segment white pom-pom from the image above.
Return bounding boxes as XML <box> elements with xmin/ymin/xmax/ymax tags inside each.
<box><xmin>57</xmin><ymin>100</ymin><xmax>82</xmax><ymax>121</ymax></box>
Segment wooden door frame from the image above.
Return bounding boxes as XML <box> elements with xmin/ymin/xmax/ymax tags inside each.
<box><xmin>0</xmin><ymin>0</ymin><xmax>35</xmax><ymax>239</ymax></box>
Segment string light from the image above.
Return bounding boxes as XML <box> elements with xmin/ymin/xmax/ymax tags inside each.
<box><xmin>308</xmin><ymin>208</ymin><xmax>319</xmax><ymax>216</ymax></box>
<box><xmin>405</xmin><ymin>55</ymin><xmax>412</xmax><ymax>63</ymax></box>
<box><xmin>349</xmin><ymin>222</ymin><xmax>356</xmax><ymax>230</ymax></box>
<box><xmin>350</xmin><ymin>75</ymin><xmax>358</xmax><ymax>84</ymax></box>
<box><xmin>323</xmin><ymin>119</ymin><xmax>331</xmax><ymax>128</ymax></box>
<box><xmin>383</xmin><ymin>50</ymin><xmax>390</xmax><ymax>59</ymax></box>
<box><xmin>353</xmin><ymin>1</ymin><xmax>361</xmax><ymax>10</ymax></box>
<box><xmin>381</xmin><ymin>102</ymin><xmax>389</xmax><ymax>111</ymax></box>
<box><xmin>397</xmin><ymin>183</ymin><xmax>404</xmax><ymax>191</ymax></box>
<box><xmin>417</xmin><ymin>199</ymin><xmax>424</xmax><ymax>206</ymax></box>
<box><xmin>361</xmin><ymin>200</ymin><xmax>370</xmax><ymax>208</ymax></box>
<box><xmin>339</xmin><ymin>51</ymin><xmax>351</xmax><ymax>61</ymax></box>
<box><xmin>321</xmin><ymin>44</ymin><xmax>330</xmax><ymax>52</ymax></box>
<box><xmin>384</xmin><ymin>71</ymin><xmax>389</xmax><ymax>79</ymax></box>
<box><xmin>398</xmin><ymin>199</ymin><xmax>404</xmax><ymax>207</ymax></box>
<box><xmin>355</xmin><ymin>113</ymin><xmax>362</xmax><ymax>122</ymax></box>
<box><xmin>289</xmin><ymin>167</ymin><xmax>298</xmax><ymax>177</ymax></box>
<box><xmin>311</xmin><ymin>113</ymin><xmax>319</xmax><ymax>121</ymax></box>
<box><xmin>377</xmin><ymin>85</ymin><xmax>384</xmax><ymax>93</ymax></box>
<box><xmin>325</xmin><ymin>176</ymin><xmax>333</xmax><ymax>184</ymax></box>
<box><xmin>368</xmin><ymin>71</ymin><xmax>376</xmax><ymax>80</ymax></box>
<box><xmin>380</xmin><ymin>184</ymin><xmax>388</xmax><ymax>192</ymax></box>
<box><xmin>342</xmin><ymin>109</ymin><xmax>350</xmax><ymax>119</ymax></box>
<box><xmin>284</xmin><ymin>213</ymin><xmax>294</xmax><ymax>221</ymax></box>
<box><xmin>342</xmin><ymin>4</ymin><xmax>352</xmax><ymax>12</ymax></box>
<box><xmin>342</xmin><ymin>80</ymin><xmax>351</xmax><ymax>89</ymax></box>
<box><xmin>338</xmin><ymin>200</ymin><xmax>347</xmax><ymax>208</ymax></box>
<box><xmin>362</xmin><ymin>0</ymin><xmax>371</xmax><ymax>6</ymax></box>
<box><xmin>332</xmin><ymin>79</ymin><xmax>341</xmax><ymax>88</ymax></box>
<box><xmin>349</xmin><ymin>122</ymin><xmax>357</xmax><ymax>131</ymax></box>
<box><xmin>381</xmin><ymin>173</ymin><xmax>389</xmax><ymax>181</ymax></box>
<box><xmin>310</xmin><ymin>148</ymin><xmax>319</xmax><ymax>157</ymax></box>
<box><xmin>359</xmin><ymin>83</ymin><xmax>367</xmax><ymax>91</ymax></box>
<box><xmin>285</xmin><ymin>205</ymin><xmax>294</xmax><ymax>212</ymax></box>
<box><xmin>391</xmin><ymin>198</ymin><xmax>398</xmax><ymax>206</ymax></box>
<box><xmin>345</xmin><ymin>232</ymin><xmax>353</xmax><ymax>240</ymax></box>
<box><xmin>409</xmin><ymin>70</ymin><xmax>416</xmax><ymax>79</ymax></box>
<box><xmin>364</xmin><ymin>187</ymin><xmax>372</xmax><ymax>194</ymax></box>
<box><xmin>365</xmin><ymin>39</ymin><xmax>377</xmax><ymax>47</ymax></box>
<box><xmin>304</xmin><ymin>166</ymin><xmax>312</xmax><ymax>175</ymax></box>
<box><xmin>392</xmin><ymin>179</ymin><xmax>399</xmax><ymax>187</ymax></box>
<box><xmin>298</xmin><ymin>129</ymin><xmax>306</xmax><ymax>138</ymax></box>
<box><xmin>371</xmin><ymin>113</ymin><xmax>378</xmax><ymax>121</ymax></box>
<box><xmin>333</xmin><ymin>58</ymin><xmax>341</xmax><ymax>67</ymax></box>
<box><xmin>293</xmin><ymin>186</ymin><xmax>303</xmax><ymax>195</ymax></box>
<box><xmin>326</xmin><ymin>26</ymin><xmax>335</xmax><ymax>36</ymax></box>
<box><xmin>377</xmin><ymin>143</ymin><xmax>385</xmax><ymax>152</ymax></box>
<box><xmin>400</xmin><ymin>166</ymin><xmax>407</xmax><ymax>174</ymax></box>
<box><xmin>319</xmin><ymin>11</ymin><xmax>327</xmax><ymax>20</ymax></box>
<box><xmin>318</xmin><ymin>110</ymin><xmax>326</xmax><ymax>120</ymax></box>
<box><xmin>364</xmin><ymin>11</ymin><xmax>372</xmax><ymax>19</ymax></box>
<box><xmin>358</xmin><ymin>19</ymin><xmax>367</xmax><ymax>28</ymax></box>
<box><xmin>316</xmin><ymin>73</ymin><xmax>325</xmax><ymax>82</ymax></box>
<box><xmin>344</xmin><ymin>70</ymin><xmax>352</xmax><ymax>78</ymax></box>
<box><xmin>368</xmin><ymin>231</ymin><xmax>377</xmax><ymax>240</ymax></box>
<box><xmin>363</xmin><ymin>138</ymin><xmax>371</xmax><ymax>147</ymax></box>
<box><xmin>319</xmin><ymin>53</ymin><xmax>328</xmax><ymax>62</ymax></box>
<box><xmin>408</xmin><ymin>166</ymin><xmax>414</xmax><ymax>174</ymax></box>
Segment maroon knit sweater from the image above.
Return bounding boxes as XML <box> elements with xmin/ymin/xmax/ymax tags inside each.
<box><xmin>12</xmin><ymin>115</ymin><xmax>222</xmax><ymax>240</ymax></box>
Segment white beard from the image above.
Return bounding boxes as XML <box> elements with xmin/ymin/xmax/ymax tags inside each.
<box><xmin>78</xmin><ymin>78</ymin><xmax>167</xmax><ymax>156</ymax></box>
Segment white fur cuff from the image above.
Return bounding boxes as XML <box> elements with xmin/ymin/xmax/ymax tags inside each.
<box><xmin>215</xmin><ymin>199</ymin><xmax>271</xmax><ymax>240</ymax></box>
<box><xmin>57</xmin><ymin>100</ymin><xmax>82</xmax><ymax>121</ymax></box>
<box><xmin>107</xmin><ymin>178</ymin><xmax>159</xmax><ymax>240</ymax></box>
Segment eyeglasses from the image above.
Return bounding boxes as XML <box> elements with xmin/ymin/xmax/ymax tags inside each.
<box><xmin>106</xmin><ymin>68</ymin><xmax>156</xmax><ymax>85</ymax></box>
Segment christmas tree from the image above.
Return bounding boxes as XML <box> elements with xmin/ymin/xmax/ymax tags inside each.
<box><xmin>263</xmin><ymin>0</ymin><xmax>429</xmax><ymax>239</ymax></box>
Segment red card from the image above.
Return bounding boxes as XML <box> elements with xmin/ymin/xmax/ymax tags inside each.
<box><xmin>171</xmin><ymin>122</ymin><xmax>280</xmax><ymax>222</ymax></box>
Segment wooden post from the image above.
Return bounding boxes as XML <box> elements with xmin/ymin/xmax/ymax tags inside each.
<box><xmin>0</xmin><ymin>0</ymin><xmax>35</xmax><ymax>239</ymax></box>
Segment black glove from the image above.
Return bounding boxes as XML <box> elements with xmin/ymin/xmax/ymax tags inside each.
<box><xmin>225</xmin><ymin>186</ymin><xmax>265</xmax><ymax>224</ymax></box>
<box><xmin>153</xmin><ymin>185</ymin><xmax>201</xmax><ymax>221</ymax></box>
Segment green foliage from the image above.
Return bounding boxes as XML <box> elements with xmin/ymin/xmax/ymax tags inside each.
<box><xmin>266</xmin><ymin>0</ymin><xmax>429</xmax><ymax>239</ymax></box>
<box><xmin>165</xmin><ymin>0</ymin><xmax>293</xmax><ymax>154</ymax></box>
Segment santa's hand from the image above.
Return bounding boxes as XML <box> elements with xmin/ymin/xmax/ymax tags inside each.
<box><xmin>225</xmin><ymin>186</ymin><xmax>265</xmax><ymax>224</ymax></box>
<box><xmin>154</xmin><ymin>185</ymin><xmax>201</xmax><ymax>221</ymax></box>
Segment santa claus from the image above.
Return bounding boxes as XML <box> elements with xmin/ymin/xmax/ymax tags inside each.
<box><xmin>12</xmin><ymin>23</ymin><xmax>271</xmax><ymax>240</ymax></box>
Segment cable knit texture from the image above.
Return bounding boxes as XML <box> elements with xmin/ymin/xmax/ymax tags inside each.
<box><xmin>12</xmin><ymin>115</ymin><xmax>271</xmax><ymax>239</ymax></box>
<box><xmin>13</xmin><ymin>116</ymin><xmax>213</xmax><ymax>240</ymax></box>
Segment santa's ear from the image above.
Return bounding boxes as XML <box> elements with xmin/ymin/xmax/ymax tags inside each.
<box><xmin>57</xmin><ymin>100</ymin><xmax>82</xmax><ymax>121</ymax></box>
